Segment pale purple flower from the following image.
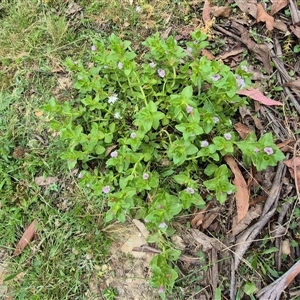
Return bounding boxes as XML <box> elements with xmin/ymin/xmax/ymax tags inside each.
<box><xmin>236</xmin><ymin>75</ymin><xmax>245</xmax><ymax>88</ymax></box>
<box><xmin>159</xmin><ymin>222</ymin><xmax>167</xmax><ymax>229</ymax></box>
<box><xmin>254</xmin><ymin>147</ymin><xmax>260</xmax><ymax>153</ymax></box>
<box><xmin>102</xmin><ymin>186</ymin><xmax>110</xmax><ymax>194</ymax></box>
<box><xmin>114</xmin><ymin>112</ymin><xmax>121</xmax><ymax>119</ymax></box>
<box><xmin>108</xmin><ymin>93</ymin><xmax>118</xmax><ymax>104</ymax></box>
<box><xmin>241</xmin><ymin>65</ymin><xmax>248</xmax><ymax>72</ymax></box>
<box><xmin>117</xmin><ymin>62</ymin><xmax>123</xmax><ymax>69</ymax></box>
<box><xmin>135</xmin><ymin>6</ymin><xmax>142</xmax><ymax>13</ymax></box>
<box><xmin>213</xmin><ymin>116</ymin><xmax>219</xmax><ymax>123</ymax></box>
<box><xmin>264</xmin><ymin>147</ymin><xmax>274</xmax><ymax>155</ymax></box>
<box><xmin>149</xmin><ymin>61</ymin><xmax>156</xmax><ymax>68</ymax></box>
<box><xmin>130</xmin><ymin>132</ymin><xmax>137</xmax><ymax>139</ymax></box>
<box><xmin>211</xmin><ymin>74</ymin><xmax>221</xmax><ymax>81</ymax></box>
<box><xmin>78</xmin><ymin>172</ymin><xmax>83</xmax><ymax>179</ymax></box>
<box><xmin>157</xmin><ymin>68</ymin><xmax>165</xmax><ymax>78</ymax></box>
<box><xmin>143</xmin><ymin>173</ymin><xmax>149</xmax><ymax>180</ymax></box>
<box><xmin>91</xmin><ymin>45</ymin><xmax>97</xmax><ymax>51</ymax></box>
<box><xmin>224</xmin><ymin>133</ymin><xmax>232</xmax><ymax>141</ymax></box>
<box><xmin>186</xmin><ymin>105</ymin><xmax>193</xmax><ymax>114</ymax></box>
<box><xmin>110</xmin><ymin>151</ymin><xmax>118</xmax><ymax>158</ymax></box>
<box><xmin>201</xmin><ymin>140</ymin><xmax>209</xmax><ymax>147</ymax></box>
<box><xmin>157</xmin><ymin>205</ymin><xmax>163</xmax><ymax>209</ymax></box>
<box><xmin>186</xmin><ymin>187</ymin><xmax>195</xmax><ymax>194</ymax></box>
<box><xmin>158</xmin><ymin>286</ymin><xmax>164</xmax><ymax>293</ymax></box>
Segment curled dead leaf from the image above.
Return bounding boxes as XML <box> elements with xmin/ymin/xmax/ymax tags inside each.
<box><xmin>13</xmin><ymin>220</ymin><xmax>37</xmax><ymax>256</ymax></box>
<box><xmin>257</xmin><ymin>3</ymin><xmax>275</xmax><ymax>31</ymax></box>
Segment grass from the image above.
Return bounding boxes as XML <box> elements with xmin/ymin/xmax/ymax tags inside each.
<box><xmin>1</xmin><ymin>0</ymin><xmax>297</xmax><ymax>299</ymax></box>
<box><xmin>0</xmin><ymin>0</ymin><xmax>197</xmax><ymax>299</ymax></box>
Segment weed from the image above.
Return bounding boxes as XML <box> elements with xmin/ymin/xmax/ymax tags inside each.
<box><xmin>44</xmin><ymin>30</ymin><xmax>285</xmax><ymax>298</ymax></box>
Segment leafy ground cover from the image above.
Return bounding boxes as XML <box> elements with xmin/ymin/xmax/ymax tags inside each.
<box><xmin>1</xmin><ymin>0</ymin><xmax>300</xmax><ymax>299</ymax></box>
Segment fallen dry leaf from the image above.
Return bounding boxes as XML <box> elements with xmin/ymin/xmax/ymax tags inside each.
<box><xmin>171</xmin><ymin>235</ymin><xmax>186</xmax><ymax>250</ymax></box>
<box><xmin>216</xmin><ymin>47</ymin><xmax>246</xmax><ymax>60</ymax></box>
<box><xmin>13</xmin><ymin>220</ymin><xmax>37</xmax><ymax>256</ymax></box>
<box><xmin>283</xmin><ymin>157</ymin><xmax>300</xmax><ymax>188</ymax></box>
<box><xmin>202</xmin><ymin>0</ymin><xmax>211</xmax><ymax>26</ymax></box>
<box><xmin>283</xmin><ymin>78</ymin><xmax>300</xmax><ymax>91</ymax></box>
<box><xmin>282</xmin><ymin>239</ymin><xmax>291</xmax><ymax>255</ymax></box>
<box><xmin>34</xmin><ymin>176</ymin><xmax>58</xmax><ymax>186</ymax></box>
<box><xmin>225</xmin><ymin>156</ymin><xmax>249</xmax><ymax>223</ymax></box>
<box><xmin>234</xmin><ymin>122</ymin><xmax>252</xmax><ymax>139</ymax></box>
<box><xmin>270</xmin><ymin>0</ymin><xmax>289</xmax><ymax>15</ymax></box>
<box><xmin>202</xmin><ymin>211</ymin><xmax>219</xmax><ymax>230</ymax></box>
<box><xmin>237</xmin><ymin>88</ymin><xmax>283</xmax><ymax>106</ymax></box>
<box><xmin>274</xmin><ymin>19</ymin><xmax>288</xmax><ymax>32</ymax></box>
<box><xmin>231</xmin><ymin>21</ymin><xmax>272</xmax><ymax>73</ymax></box>
<box><xmin>191</xmin><ymin>204</ymin><xmax>211</xmax><ymax>227</ymax></box>
<box><xmin>201</xmin><ymin>49</ymin><xmax>215</xmax><ymax>60</ymax></box>
<box><xmin>35</xmin><ymin>109</ymin><xmax>43</xmax><ymax>117</ymax></box>
<box><xmin>235</xmin><ymin>0</ymin><xmax>257</xmax><ymax>18</ymax></box>
<box><xmin>132</xmin><ymin>219</ymin><xmax>149</xmax><ymax>239</ymax></box>
<box><xmin>232</xmin><ymin>204</ymin><xmax>262</xmax><ymax>236</ymax></box>
<box><xmin>257</xmin><ymin>3</ymin><xmax>275</xmax><ymax>31</ymax></box>
<box><xmin>277</xmin><ymin>139</ymin><xmax>294</xmax><ymax>152</ymax></box>
<box><xmin>105</xmin><ymin>144</ymin><xmax>118</xmax><ymax>156</ymax></box>
<box><xmin>211</xmin><ymin>6</ymin><xmax>231</xmax><ymax>18</ymax></box>
<box><xmin>290</xmin><ymin>24</ymin><xmax>300</xmax><ymax>38</ymax></box>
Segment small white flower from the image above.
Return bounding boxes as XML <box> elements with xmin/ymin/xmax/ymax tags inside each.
<box><xmin>135</xmin><ymin>6</ymin><xmax>142</xmax><ymax>13</ymax></box>
<box><xmin>149</xmin><ymin>61</ymin><xmax>156</xmax><ymax>68</ymax></box>
<box><xmin>91</xmin><ymin>45</ymin><xmax>97</xmax><ymax>51</ymax></box>
<box><xmin>102</xmin><ymin>186</ymin><xmax>110</xmax><ymax>194</ymax></box>
<box><xmin>114</xmin><ymin>112</ymin><xmax>121</xmax><ymax>119</ymax></box>
<box><xmin>110</xmin><ymin>151</ymin><xmax>118</xmax><ymax>158</ymax></box>
<box><xmin>130</xmin><ymin>132</ymin><xmax>137</xmax><ymax>139</ymax></box>
<box><xmin>157</xmin><ymin>69</ymin><xmax>165</xmax><ymax>78</ymax></box>
<box><xmin>108</xmin><ymin>93</ymin><xmax>118</xmax><ymax>104</ymax></box>
<box><xmin>201</xmin><ymin>141</ymin><xmax>209</xmax><ymax>147</ymax></box>
<box><xmin>213</xmin><ymin>117</ymin><xmax>219</xmax><ymax>123</ymax></box>
<box><xmin>224</xmin><ymin>133</ymin><xmax>232</xmax><ymax>141</ymax></box>
<box><xmin>117</xmin><ymin>62</ymin><xmax>123</xmax><ymax>69</ymax></box>
<box><xmin>143</xmin><ymin>173</ymin><xmax>149</xmax><ymax>180</ymax></box>
<box><xmin>241</xmin><ymin>65</ymin><xmax>248</xmax><ymax>72</ymax></box>
<box><xmin>186</xmin><ymin>187</ymin><xmax>195</xmax><ymax>194</ymax></box>
<box><xmin>186</xmin><ymin>105</ymin><xmax>193</xmax><ymax>114</ymax></box>
<box><xmin>159</xmin><ymin>222</ymin><xmax>167</xmax><ymax>229</ymax></box>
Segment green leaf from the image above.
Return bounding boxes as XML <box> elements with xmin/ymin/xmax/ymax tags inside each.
<box><xmin>173</xmin><ymin>174</ymin><xmax>189</xmax><ymax>184</ymax></box>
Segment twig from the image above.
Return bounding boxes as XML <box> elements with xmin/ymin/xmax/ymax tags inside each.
<box><xmin>256</xmin><ymin>259</ymin><xmax>300</xmax><ymax>299</ymax></box>
<box><xmin>132</xmin><ymin>245</ymin><xmax>200</xmax><ymax>264</ymax></box>
<box><xmin>230</xmin><ymin>163</ymin><xmax>286</xmax><ymax>299</ymax></box>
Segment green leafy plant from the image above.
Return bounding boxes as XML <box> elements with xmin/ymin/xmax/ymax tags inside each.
<box><xmin>43</xmin><ymin>30</ymin><xmax>285</xmax><ymax>298</ymax></box>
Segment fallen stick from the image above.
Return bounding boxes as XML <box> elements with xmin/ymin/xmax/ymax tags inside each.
<box><xmin>256</xmin><ymin>259</ymin><xmax>300</xmax><ymax>299</ymax></box>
